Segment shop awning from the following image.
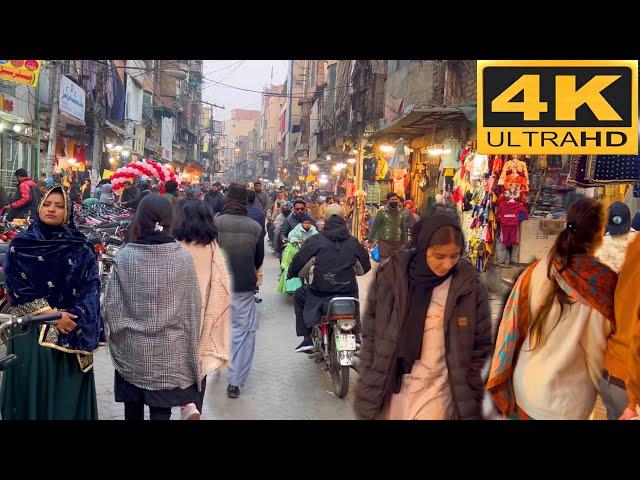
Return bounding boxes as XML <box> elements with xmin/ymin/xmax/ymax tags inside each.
<box><xmin>370</xmin><ymin>104</ymin><xmax>475</xmax><ymax>140</ymax></box>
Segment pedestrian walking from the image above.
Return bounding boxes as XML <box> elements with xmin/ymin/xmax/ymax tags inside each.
<box><xmin>365</xmin><ymin>192</ymin><xmax>407</xmax><ymax>261</ymax></box>
<box><xmin>204</xmin><ymin>182</ymin><xmax>225</xmax><ymax>215</ymax></box>
<box><xmin>252</xmin><ymin>181</ymin><xmax>271</xmax><ymax>216</ymax></box>
<box><xmin>173</xmin><ymin>199</ymin><xmax>231</xmax><ymax>420</ymax></box>
<box><xmin>354</xmin><ymin>215</ymin><xmax>492</xmax><ymax>419</ymax></box>
<box><xmin>247</xmin><ymin>190</ymin><xmax>266</xmax><ymax>303</ymax></box>
<box><xmin>0</xmin><ymin>186</ymin><xmax>104</xmax><ymax>419</ymax></box>
<box><xmin>215</xmin><ymin>183</ymin><xmax>262</xmax><ymax>399</ymax></box>
<box><xmin>104</xmin><ymin>194</ymin><xmax>202</xmax><ymax>420</ymax></box>
<box><xmin>488</xmin><ymin>198</ymin><xmax>617</xmax><ymax>420</ymax></box>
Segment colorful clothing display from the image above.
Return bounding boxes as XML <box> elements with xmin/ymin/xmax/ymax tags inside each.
<box><xmin>590</xmin><ymin>155</ymin><xmax>640</xmax><ymax>183</ymax></box>
<box><xmin>375</xmin><ymin>157</ymin><xmax>389</xmax><ymax>181</ymax></box>
<box><xmin>496</xmin><ymin>200</ymin><xmax>529</xmax><ymax>247</ymax></box>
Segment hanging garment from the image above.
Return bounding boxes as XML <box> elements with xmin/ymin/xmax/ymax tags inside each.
<box><xmin>470</xmin><ymin>154</ymin><xmax>490</xmax><ymax>182</ymax></box>
<box><xmin>496</xmin><ymin>200</ymin><xmax>529</xmax><ymax>247</ymax></box>
<box><xmin>375</xmin><ymin>157</ymin><xmax>390</xmax><ymax>181</ymax></box>
<box><xmin>499</xmin><ymin>159</ymin><xmax>529</xmax><ymax>186</ymax></box>
<box><xmin>391</xmin><ymin>169</ymin><xmax>407</xmax><ymax>198</ymax></box>
<box><xmin>492</xmin><ymin>155</ymin><xmax>505</xmax><ymax>176</ymax></box>
<box><xmin>388</xmin><ymin>138</ymin><xmax>409</xmax><ymax>170</ymax></box>
<box><xmin>590</xmin><ymin>155</ymin><xmax>640</xmax><ymax>183</ymax></box>
<box><xmin>441</xmin><ymin>137</ymin><xmax>461</xmax><ymax>170</ymax></box>
<box><xmin>363</xmin><ymin>156</ymin><xmax>377</xmax><ymax>182</ymax></box>
<box><xmin>366</xmin><ymin>182</ymin><xmax>382</xmax><ymax>205</ymax></box>
<box><xmin>379</xmin><ymin>181</ymin><xmax>391</xmax><ymax>199</ymax></box>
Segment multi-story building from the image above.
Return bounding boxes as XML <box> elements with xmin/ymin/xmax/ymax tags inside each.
<box><xmin>222</xmin><ymin>108</ymin><xmax>259</xmax><ymax>180</ymax></box>
<box><xmin>258</xmin><ymin>84</ymin><xmax>286</xmax><ymax>180</ymax></box>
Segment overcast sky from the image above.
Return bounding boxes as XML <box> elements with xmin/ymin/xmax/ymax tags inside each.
<box><xmin>202</xmin><ymin>60</ymin><xmax>289</xmax><ymax>121</ymax></box>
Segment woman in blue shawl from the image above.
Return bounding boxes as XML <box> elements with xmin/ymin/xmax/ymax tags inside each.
<box><xmin>0</xmin><ymin>186</ymin><xmax>104</xmax><ymax>420</ymax></box>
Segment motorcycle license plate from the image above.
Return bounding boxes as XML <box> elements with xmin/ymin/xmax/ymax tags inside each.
<box><xmin>335</xmin><ymin>333</ymin><xmax>356</xmax><ymax>351</ymax></box>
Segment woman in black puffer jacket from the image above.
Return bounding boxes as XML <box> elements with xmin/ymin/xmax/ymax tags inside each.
<box><xmin>354</xmin><ymin>215</ymin><xmax>493</xmax><ymax>420</ymax></box>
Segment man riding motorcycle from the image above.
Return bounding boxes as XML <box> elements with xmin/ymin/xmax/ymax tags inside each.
<box><xmin>287</xmin><ymin>213</ymin><xmax>371</xmax><ymax>352</ymax></box>
<box><xmin>273</xmin><ymin>201</ymin><xmax>293</xmax><ymax>256</ymax></box>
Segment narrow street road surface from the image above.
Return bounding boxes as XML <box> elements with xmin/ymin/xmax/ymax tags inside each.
<box><xmin>94</xmin><ymin>240</ymin><xmax>506</xmax><ymax>420</ymax></box>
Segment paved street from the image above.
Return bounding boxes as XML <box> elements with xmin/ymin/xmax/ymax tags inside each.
<box><xmin>94</xmin><ymin>240</ymin><xmax>507</xmax><ymax>420</ymax></box>
<box><xmin>94</xmin><ymin>242</ymin><xmax>365</xmax><ymax>420</ymax></box>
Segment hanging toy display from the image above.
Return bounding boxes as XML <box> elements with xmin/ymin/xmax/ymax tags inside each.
<box><xmin>110</xmin><ymin>160</ymin><xmax>177</xmax><ymax>196</ymax></box>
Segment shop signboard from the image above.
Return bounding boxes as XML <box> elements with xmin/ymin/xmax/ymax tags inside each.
<box><xmin>59</xmin><ymin>75</ymin><xmax>86</xmax><ymax>123</ymax></box>
<box><xmin>0</xmin><ymin>60</ymin><xmax>42</xmax><ymax>87</ymax></box>
<box><xmin>0</xmin><ymin>93</ymin><xmax>14</xmax><ymax>113</ymax></box>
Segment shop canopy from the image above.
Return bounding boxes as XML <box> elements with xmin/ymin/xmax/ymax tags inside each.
<box><xmin>370</xmin><ymin>104</ymin><xmax>476</xmax><ymax>140</ymax></box>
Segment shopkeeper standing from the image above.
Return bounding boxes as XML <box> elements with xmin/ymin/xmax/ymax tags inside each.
<box><xmin>365</xmin><ymin>192</ymin><xmax>406</xmax><ymax>261</ymax></box>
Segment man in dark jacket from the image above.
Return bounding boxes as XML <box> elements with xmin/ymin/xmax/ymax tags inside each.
<box><xmin>247</xmin><ymin>189</ymin><xmax>266</xmax><ymax>303</ymax></box>
<box><xmin>204</xmin><ymin>181</ymin><xmax>225</xmax><ymax>215</ymax></box>
<box><xmin>215</xmin><ymin>183</ymin><xmax>262</xmax><ymax>399</ymax></box>
<box><xmin>119</xmin><ymin>181</ymin><xmax>140</xmax><ymax>209</ymax></box>
<box><xmin>4</xmin><ymin>169</ymin><xmax>40</xmax><ymax>221</ymax></box>
<box><xmin>252</xmin><ymin>181</ymin><xmax>271</xmax><ymax>216</ymax></box>
<box><xmin>288</xmin><ymin>214</ymin><xmax>371</xmax><ymax>352</ymax></box>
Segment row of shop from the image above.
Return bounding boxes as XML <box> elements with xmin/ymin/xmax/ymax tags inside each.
<box><xmin>320</xmin><ymin>108</ymin><xmax>640</xmax><ymax>272</ymax></box>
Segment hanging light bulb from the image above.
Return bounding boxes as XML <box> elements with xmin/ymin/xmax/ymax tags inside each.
<box><xmin>319</xmin><ymin>178</ymin><xmax>328</xmax><ymax>185</ymax></box>
<box><xmin>13</xmin><ymin>124</ymin><xmax>22</xmax><ymax>133</ymax></box>
<box><xmin>106</xmin><ymin>143</ymin><xmax>114</xmax><ymax>149</ymax></box>
<box><xmin>347</xmin><ymin>158</ymin><xmax>357</xmax><ymax>164</ymax></box>
<box><xmin>379</xmin><ymin>144</ymin><xmax>394</xmax><ymax>154</ymax></box>
<box><xmin>121</xmin><ymin>150</ymin><xmax>130</xmax><ymax>157</ymax></box>
<box><xmin>326</xmin><ymin>154</ymin><xmax>332</xmax><ymax>160</ymax></box>
<box><xmin>309</xmin><ymin>163</ymin><xmax>319</xmax><ymax>172</ymax></box>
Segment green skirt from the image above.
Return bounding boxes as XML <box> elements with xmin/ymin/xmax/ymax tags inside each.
<box><xmin>0</xmin><ymin>325</ymin><xmax>98</xmax><ymax>420</ymax></box>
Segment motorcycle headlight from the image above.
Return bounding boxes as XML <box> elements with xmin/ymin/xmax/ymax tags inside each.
<box><xmin>336</xmin><ymin>318</ymin><xmax>356</xmax><ymax>332</ymax></box>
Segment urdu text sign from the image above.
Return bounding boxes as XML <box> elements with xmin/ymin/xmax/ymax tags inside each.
<box><xmin>477</xmin><ymin>60</ymin><xmax>638</xmax><ymax>155</ymax></box>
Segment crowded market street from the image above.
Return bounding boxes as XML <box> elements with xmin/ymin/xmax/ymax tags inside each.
<box><xmin>89</xmin><ymin>241</ymin><xmax>506</xmax><ymax>420</ymax></box>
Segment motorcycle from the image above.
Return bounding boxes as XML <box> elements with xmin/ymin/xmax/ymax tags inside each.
<box><xmin>298</xmin><ymin>259</ymin><xmax>362</xmax><ymax>398</ymax></box>
<box><xmin>307</xmin><ymin>296</ymin><xmax>360</xmax><ymax>398</ymax></box>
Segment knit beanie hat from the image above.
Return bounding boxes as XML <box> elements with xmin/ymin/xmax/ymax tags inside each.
<box><xmin>300</xmin><ymin>214</ymin><xmax>314</xmax><ymax>223</ymax></box>
<box><xmin>226</xmin><ymin>182</ymin><xmax>248</xmax><ymax>205</ymax></box>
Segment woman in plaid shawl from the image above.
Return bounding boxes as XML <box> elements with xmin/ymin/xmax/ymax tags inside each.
<box><xmin>488</xmin><ymin>198</ymin><xmax>617</xmax><ymax>419</ymax></box>
<box><xmin>104</xmin><ymin>194</ymin><xmax>201</xmax><ymax>421</ymax></box>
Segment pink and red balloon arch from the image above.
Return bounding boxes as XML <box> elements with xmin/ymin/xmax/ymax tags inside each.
<box><xmin>109</xmin><ymin>160</ymin><xmax>177</xmax><ymax>196</ymax></box>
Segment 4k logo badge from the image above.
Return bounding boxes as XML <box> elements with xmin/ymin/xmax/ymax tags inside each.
<box><xmin>477</xmin><ymin>60</ymin><xmax>638</xmax><ymax>154</ymax></box>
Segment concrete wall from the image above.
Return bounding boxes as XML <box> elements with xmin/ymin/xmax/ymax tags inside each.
<box><xmin>384</xmin><ymin>60</ymin><xmax>437</xmax><ymax>121</ymax></box>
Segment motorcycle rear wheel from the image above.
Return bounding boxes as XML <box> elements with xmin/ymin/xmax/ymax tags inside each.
<box><xmin>329</xmin><ymin>330</ymin><xmax>349</xmax><ymax>398</ymax></box>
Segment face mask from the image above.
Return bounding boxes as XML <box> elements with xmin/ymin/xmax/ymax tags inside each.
<box><xmin>389</xmin><ymin>202</ymin><xmax>398</xmax><ymax>209</ymax></box>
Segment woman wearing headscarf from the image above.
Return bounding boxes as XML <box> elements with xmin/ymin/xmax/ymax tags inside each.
<box><xmin>0</xmin><ymin>186</ymin><xmax>104</xmax><ymax>420</ymax></box>
<box><xmin>103</xmin><ymin>194</ymin><xmax>202</xmax><ymax>420</ymax></box>
<box><xmin>173</xmin><ymin>199</ymin><xmax>231</xmax><ymax>420</ymax></box>
<box><xmin>488</xmin><ymin>198</ymin><xmax>617</xmax><ymax>420</ymax></box>
<box><xmin>354</xmin><ymin>215</ymin><xmax>492</xmax><ymax>420</ymax></box>
<box><xmin>99</xmin><ymin>184</ymin><xmax>115</xmax><ymax>205</ymax></box>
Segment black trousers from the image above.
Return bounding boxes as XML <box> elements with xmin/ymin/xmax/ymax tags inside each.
<box><xmin>294</xmin><ymin>285</ymin><xmax>361</xmax><ymax>338</ymax></box>
<box><xmin>124</xmin><ymin>402</ymin><xmax>172</xmax><ymax>421</ymax></box>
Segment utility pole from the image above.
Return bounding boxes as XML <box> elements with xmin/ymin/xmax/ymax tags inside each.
<box><xmin>45</xmin><ymin>60</ymin><xmax>61</xmax><ymax>175</ymax></box>
<box><xmin>91</xmin><ymin>60</ymin><xmax>107</xmax><ymax>179</ymax></box>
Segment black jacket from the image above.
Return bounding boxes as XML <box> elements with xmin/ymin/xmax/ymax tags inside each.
<box><xmin>215</xmin><ymin>213</ymin><xmax>262</xmax><ymax>293</ymax></box>
<box><xmin>353</xmin><ymin>251</ymin><xmax>493</xmax><ymax>420</ymax></box>
<box><xmin>288</xmin><ymin>216</ymin><xmax>371</xmax><ymax>294</ymax></box>
<box><xmin>205</xmin><ymin>190</ymin><xmax>225</xmax><ymax>215</ymax></box>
